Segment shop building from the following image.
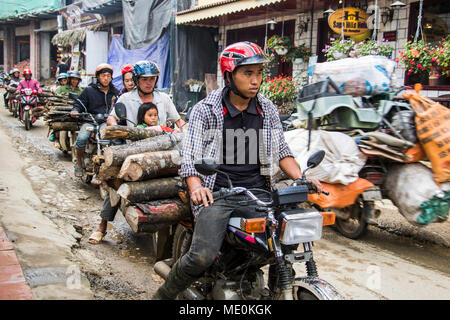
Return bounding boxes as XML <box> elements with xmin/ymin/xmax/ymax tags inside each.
<box><xmin>176</xmin><ymin>0</ymin><xmax>450</xmax><ymax>98</ymax></box>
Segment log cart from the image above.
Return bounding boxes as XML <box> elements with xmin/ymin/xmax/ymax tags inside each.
<box><xmin>98</xmin><ymin>125</ymin><xmax>189</xmax><ymax>260</ymax></box>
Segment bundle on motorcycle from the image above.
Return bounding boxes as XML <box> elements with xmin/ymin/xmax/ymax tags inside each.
<box><xmin>96</xmin><ymin>127</ymin><xmax>187</xmax><ymax>235</ymax></box>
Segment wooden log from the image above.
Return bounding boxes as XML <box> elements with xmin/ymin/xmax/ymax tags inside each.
<box><xmin>100</xmin><ymin>125</ymin><xmax>164</xmax><ymax>141</ymax></box>
<box><xmin>123</xmin><ymin>199</ymin><xmax>190</xmax><ymax>233</ymax></box>
<box><xmin>96</xmin><ymin>164</ymin><xmax>121</xmax><ymax>181</ymax></box>
<box><xmin>103</xmin><ymin>133</ymin><xmax>184</xmax><ymax>167</ymax></box>
<box><xmin>116</xmin><ymin>177</ymin><xmax>183</xmax><ymax>203</ymax></box>
<box><xmin>49</xmin><ymin>121</ymin><xmax>80</xmax><ymax>131</ymax></box>
<box><xmin>109</xmin><ymin>187</ymin><xmax>121</xmax><ymax>207</ymax></box>
<box><xmin>117</xmin><ymin>149</ymin><xmax>181</xmax><ymax>181</ymax></box>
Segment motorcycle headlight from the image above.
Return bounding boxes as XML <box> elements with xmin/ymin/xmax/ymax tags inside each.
<box><xmin>280</xmin><ymin>210</ymin><xmax>323</xmax><ymax>245</ymax></box>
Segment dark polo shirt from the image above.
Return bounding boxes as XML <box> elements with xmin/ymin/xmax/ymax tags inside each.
<box><xmin>213</xmin><ymin>88</ymin><xmax>266</xmax><ymax>191</ymax></box>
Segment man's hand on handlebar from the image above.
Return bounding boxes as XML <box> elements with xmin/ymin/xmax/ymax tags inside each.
<box><xmin>191</xmin><ymin>186</ymin><xmax>214</xmax><ymax>208</ymax></box>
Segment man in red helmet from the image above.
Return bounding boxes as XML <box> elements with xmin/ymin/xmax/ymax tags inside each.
<box><xmin>153</xmin><ymin>41</ymin><xmax>322</xmax><ymax>299</ymax></box>
<box><xmin>16</xmin><ymin>68</ymin><xmax>42</xmax><ymax>94</ymax></box>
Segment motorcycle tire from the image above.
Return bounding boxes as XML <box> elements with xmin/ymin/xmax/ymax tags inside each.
<box><xmin>12</xmin><ymin>104</ymin><xmax>17</xmax><ymax>118</ymax></box>
<box><xmin>334</xmin><ymin>200</ymin><xmax>368</xmax><ymax>239</ymax></box>
<box><xmin>293</xmin><ymin>277</ymin><xmax>343</xmax><ymax>300</ymax></box>
<box><xmin>24</xmin><ymin>111</ymin><xmax>31</xmax><ymax>131</ymax></box>
<box><xmin>172</xmin><ymin>224</ymin><xmax>193</xmax><ymax>261</ymax></box>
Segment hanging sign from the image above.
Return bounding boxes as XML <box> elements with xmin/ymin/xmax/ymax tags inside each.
<box><xmin>328</xmin><ymin>8</ymin><xmax>370</xmax><ymax>37</ymax></box>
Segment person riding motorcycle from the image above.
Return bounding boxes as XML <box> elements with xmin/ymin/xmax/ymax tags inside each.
<box><xmin>3</xmin><ymin>68</ymin><xmax>20</xmax><ymax>108</ymax></box>
<box><xmin>152</xmin><ymin>41</ymin><xmax>323</xmax><ymax>300</ymax></box>
<box><xmin>55</xmin><ymin>72</ymin><xmax>69</xmax><ymax>93</ymax></box>
<box><xmin>70</xmin><ymin>63</ymin><xmax>118</xmax><ymax>177</ymax></box>
<box><xmin>16</xmin><ymin>68</ymin><xmax>42</xmax><ymax>94</ymax></box>
<box><xmin>118</xmin><ymin>64</ymin><xmax>135</xmax><ymax>97</ymax></box>
<box><xmin>88</xmin><ymin>61</ymin><xmax>185</xmax><ymax>245</ymax></box>
<box><xmin>57</xmin><ymin>70</ymin><xmax>82</xmax><ymax>95</ymax></box>
<box><xmin>108</xmin><ymin>60</ymin><xmax>186</xmax><ymax>130</ymax></box>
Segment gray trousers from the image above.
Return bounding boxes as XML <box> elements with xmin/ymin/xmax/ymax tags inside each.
<box><xmin>179</xmin><ymin>191</ymin><xmax>269</xmax><ymax>277</ymax></box>
<box><xmin>100</xmin><ymin>193</ymin><xmax>120</xmax><ymax>221</ymax></box>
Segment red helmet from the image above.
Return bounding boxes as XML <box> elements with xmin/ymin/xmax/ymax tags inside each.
<box><xmin>23</xmin><ymin>68</ymin><xmax>32</xmax><ymax>76</ymax></box>
<box><xmin>219</xmin><ymin>41</ymin><xmax>269</xmax><ymax>77</ymax></box>
<box><xmin>121</xmin><ymin>64</ymin><xmax>133</xmax><ymax>76</ymax></box>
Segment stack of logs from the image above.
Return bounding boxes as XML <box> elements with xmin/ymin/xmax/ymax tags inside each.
<box><xmin>41</xmin><ymin>88</ymin><xmax>80</xmax><ymax>132</ymax></box>
<box><xmin>97</xmin><ymin>125</ymin><xmax>191</xmax><ymax>233</ymax></box>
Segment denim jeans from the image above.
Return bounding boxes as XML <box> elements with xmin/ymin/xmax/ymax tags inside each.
<box><xmin>179</xmin><ymin>190</ymin><xmax>269</xmax><ymax>277</ymax></box>
<box><xmin>74</xmin><ymin>122</ymin><xmax>106</xmax><ymax>149</ymax></box>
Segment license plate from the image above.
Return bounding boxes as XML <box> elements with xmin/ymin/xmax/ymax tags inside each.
<box><xmin>362</xmin><ymin>188</ymin><xmax>382</xmax><ymax>201</ymax></box>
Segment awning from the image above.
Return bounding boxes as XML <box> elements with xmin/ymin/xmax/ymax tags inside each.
<box><xmin>176</xmin><ymin>0</ymin><xmax>287</xmax><ymax>26</ymax></box>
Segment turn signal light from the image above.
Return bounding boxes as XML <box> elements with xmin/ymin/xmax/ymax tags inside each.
<box><xmin>245</xmin><ymin>218</ymin><xmax>266</xmax><ymax>233</ymax></box>
<box><xmin>320</xmin><ymin>212</ymin><xmax>335</xmax><ymax>226</ymax></box>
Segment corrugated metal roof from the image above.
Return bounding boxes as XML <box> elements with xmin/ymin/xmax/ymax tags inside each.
<box><xmin>176</xmin><ymin>0</ymin><xmax>286</xmax><ymax>25</ymax></box>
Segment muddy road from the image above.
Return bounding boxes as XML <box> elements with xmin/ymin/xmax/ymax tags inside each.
<box><xmin>0</xmin><ymin>101</ymin><xmax>449</xmax><ymax>300</ymax></box>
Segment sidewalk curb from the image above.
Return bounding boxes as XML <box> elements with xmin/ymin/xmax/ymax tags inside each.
<box><xmin>0</xmin><ymin>226</ymin><xmax>33</xmax><ymax>300</ymax></box>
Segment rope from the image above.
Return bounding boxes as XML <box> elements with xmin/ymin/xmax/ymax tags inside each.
<box><xmin>414</xmin><ymin>0</ymin><xmax>424</xmax><ymax>42</ymax></box>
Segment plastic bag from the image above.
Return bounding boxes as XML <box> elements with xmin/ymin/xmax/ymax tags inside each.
<box><xmin>284</xmin><ymin>129</ymin><xmax>367</xmax><ymax>185</ymax></box>
<box><xmin>312</xmin><ymin>55</ymin><xmax>396</xmax><ymax>96</ymax></box>
<box><xmin>404</xmin><ymin>92</ymin><xmax>450</xmax><ymax>183</ymax></box>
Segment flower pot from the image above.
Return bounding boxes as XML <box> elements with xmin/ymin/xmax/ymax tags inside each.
<box><xmin>294</xmin><ymin>58</ymin><xmax>304</xmax><ymax>66</ymax></box>
<box><xmin>275</xmin><ymin>46</ymin><xmax>288</xmax><ymax>55</ymax></box>
<box><xmin>333</xmin><ymin>52</ymin><xmax>347</xmax><ymax>60</ymax></box>
<box><xmin>428</xmin><ymin>77</ymin><xmax>440</xmax><ymax>86</ymax></box>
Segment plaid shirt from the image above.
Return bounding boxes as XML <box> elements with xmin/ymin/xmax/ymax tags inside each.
<box><xmin>179</xmin><ymin>88</ymin><xmax>294</xmax><ymax>217</ymax></box>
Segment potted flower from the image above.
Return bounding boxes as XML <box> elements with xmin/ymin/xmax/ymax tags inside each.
<box><xmin>287</xmin><ymin>43</ymin><xmax>312</xmax><ymax>64</ymax></box>
<box><xmin>430</xmin><ymin>35</ymin><xmax>450</xmax><ymax>80</ymax></box>
<box><xmin>397</xmin><ymin>40</ymin><xmax>440</xmax><ymax>85</ymax></box>
<box><xmin>259</xmin><ymin>75</ymin><xmax>299</xmax><ymax>117</ymax></box>
<box><xmin>322</xmin><ymin>38</ymin><xmax>356</xmax><ymax>61</ymax></box>
<box><xmin>267</xmin><ymin>35</ymin><xmax>293</xmax><ymax>56</ymax></box>
<box><xmin>351</xmin><ymin>39</ymin><xmax>394</xmax><ymax>59</ymax></box>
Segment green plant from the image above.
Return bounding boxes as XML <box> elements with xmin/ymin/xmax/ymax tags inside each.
<box><xmin>322</xmin><ymin>38</ymin><xmax>394</xmax><ymax>61</ymax></box>
<box><xmin>430</xmin><ymin>35</ymin><xmax>450</xmax><ymax>77</ymax></box>
<box><xmin>259</xmin><ymin>75</ymin><xmax>299</xmax><ymax>113</ymax></box>
<box><xmin>397</xmin><ymin>40</ymin><xmax>439</xmax><ymax>77</ymax></box>
<box><xmin>286</xmin><ymin>43</ymin><xmax>312</xmax><ymax>62</ymax></box>
<box><xmin>267</xmin><ymin>35</ymin><xmax>293</xmax><ymax>51</ymax></box>
<box><xmin>322</xmin><ymin>38</ymin><xmax>356</xmax><ymax>61</ymax></box>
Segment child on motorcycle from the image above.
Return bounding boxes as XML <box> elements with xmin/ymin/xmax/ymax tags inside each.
<box><xmin>136</xmin><ymin>102</ymin><xmax>177</xmax><ymax>133</ymax></box>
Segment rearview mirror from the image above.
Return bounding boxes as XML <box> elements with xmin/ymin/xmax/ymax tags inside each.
<box><xmin>307</xmin><ymin>150</ymin><xmax>325</xmax><ymax>169</ymax></box>
<box><xmin>114</xmin><ymin>102</ymin><xmax>127</xmax><ymax>120</ymax></box>
<box><xmin>194</xmin><ymin>158</ymin><xmax>219</xmax><ymax>176</ymax></box>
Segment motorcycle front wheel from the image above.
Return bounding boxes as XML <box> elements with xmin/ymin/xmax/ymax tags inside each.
<box><xmin>172</xmin><ymin>224</ymin><xmax>192</xmax><ymax>261</ymax></box>
<box><xmin>293</xmin><ymin>277</ymin><xmax>343</xmax><ymax>300</ymax></box>
<box><xmin>24</xmin><ymin>111</ymin><xmax>31</xmax><ymax>130</ymax></box>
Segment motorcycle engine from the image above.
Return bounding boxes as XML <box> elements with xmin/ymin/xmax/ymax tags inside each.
<box><xmin>210</xmin><ymin>270</ymin><xmax>265</xmax><ymax>300</ymax></box>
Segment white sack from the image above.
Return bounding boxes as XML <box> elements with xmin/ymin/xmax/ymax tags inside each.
<box><xmin>312</xmin><ymin>55</ymin><xmax>396</xmax><ymax>96</ymax></box>
<box><xmin>284</xmin><ymin>129</ymin><xmax>367</xmax><ymax>185</ymax></box>
<box><xmin>384</xmin><ymin>163</ymin><xmax>448</xmax><ymax>225</ymax></box>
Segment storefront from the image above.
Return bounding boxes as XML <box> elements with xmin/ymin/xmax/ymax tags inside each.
<box><xmin>176</xmin><ymin>0</ymin><xmax>450</xmax><ymax>97</ymax></box>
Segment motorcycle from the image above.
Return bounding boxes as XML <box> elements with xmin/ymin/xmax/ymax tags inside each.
<box><xmin>18</xmin><ymin>88</ymin><xmax>39</xmax><ymax>130</ymax></box>
<box><xmin>284</xmin><ymin>79</ymin><xmax>415</xmax><ymax>239</ymax></box>
<box><xmin>68</xmin><ymin>93</ymin><xmax>112</xmax><ymax>184</ymax></box>
<box><xmin>154</xmin><ymin>151</ymin><xmax>343</xmax><ymax>300</ymax></box>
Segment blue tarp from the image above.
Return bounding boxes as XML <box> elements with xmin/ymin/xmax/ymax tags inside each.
<box><xmin>107</xmin><ymin>33</ymin><xmax>170</xmax><ymax>91</ymax></box>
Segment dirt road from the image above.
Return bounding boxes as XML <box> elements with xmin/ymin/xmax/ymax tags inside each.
<box><xmin>0</xmin><ymin>101</ymin><xmax>448</xmax><ymax>300</ymax></box>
